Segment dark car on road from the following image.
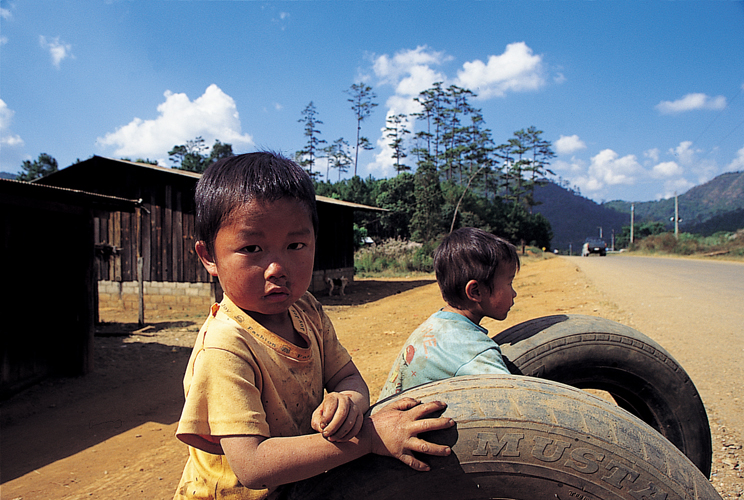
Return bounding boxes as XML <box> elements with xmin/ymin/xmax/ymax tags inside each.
<box><xmin>582</xmin><ymin>237</ymin><xmax>607</xmax><ymax>256</ymax></box>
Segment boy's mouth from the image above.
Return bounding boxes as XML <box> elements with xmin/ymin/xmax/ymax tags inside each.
<box><xmin>264</xmin><ymin>286</ymin><xmax>290</xmax><ymax>302</ymax></box>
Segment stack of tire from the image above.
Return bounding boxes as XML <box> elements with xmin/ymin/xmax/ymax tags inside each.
<box><xmin>290</xmin><ymin>315</ymin><xmax>721</xmax><ymax>500</ymax></box>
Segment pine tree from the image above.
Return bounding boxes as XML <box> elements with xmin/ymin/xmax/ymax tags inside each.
<box><xmin>296</xmin><ymin>102</ymin><xmax>326</xmax><ymax>178</ymax></box>
<box><xmin>19</xmin><ymin>153</ymin><xmax>58</xmax><ymax>181</ymax></box>
<box><xmin>345</xmin><ymin>83</ymin><xmax>378</xmax><ymax>176</ymax></box>
<box><xmin>384</xmin><ymin>114</ymin><xmax>411</xmax><ymax>173</ymax></box>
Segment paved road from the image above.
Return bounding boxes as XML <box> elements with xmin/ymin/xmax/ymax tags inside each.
<box><xmin>566</xmin><ymin>254</ymin><xmax>744</xmax><ymax>442</ymax></box>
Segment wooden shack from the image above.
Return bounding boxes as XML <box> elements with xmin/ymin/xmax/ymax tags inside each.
<box><xmin>0</xmin><ymin>179</ymin><xmax>137</xmax><ymax>398</ymax></box>
<box><xmin>36</xmin><ymin>156</ymin><xmax>383</xmax><ymax>317</ymax></box>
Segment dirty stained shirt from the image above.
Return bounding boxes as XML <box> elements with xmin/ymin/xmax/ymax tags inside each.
<box><xmin>174</xmin><ymin>293</ymin><xmax>351</xmax><ymax>500</ymax></box>
<box><xmin>378</xmin><ymin>310</ymin><xmax>510</xmax><ymax>401</ymax></box>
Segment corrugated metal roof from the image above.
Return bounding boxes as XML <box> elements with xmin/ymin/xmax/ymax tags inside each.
<box><xmin>316</xmin><ymin>194</ymin><xmax>387</xmax><ymax>211</ymax></box>
<box><xmin>97</xmin><ymin>156</ymin><xmax>203</xmax><ymax>179</ymax></box>
<box><xmin>43</xmin><ymin>156</ymin><xmax>388</xmax><ymax>212</ymax></box>
<box><xmin>1</xmin><ymin>177</ymin><xmax>139</xmax><ymax>210</ymax></box>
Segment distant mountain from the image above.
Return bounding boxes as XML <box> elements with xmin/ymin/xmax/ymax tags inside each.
<box><xmin>532</xmin><ymin>181</ymin><xmax>629</xmax><ymax>251</ymax></box>
<box><xmin>604</xmin><ymin>171</ymin><xmax>744</xmax><ymax>228</ymax></box>
<box><xmin>0</xmin><ymin>172</ymin><xmax>18</xmax><ymax>180</ymax></box>
<box><xmin>683</xmin><ymin>208</ymin><xmax>744</xmax><ymax>237</ymax></box>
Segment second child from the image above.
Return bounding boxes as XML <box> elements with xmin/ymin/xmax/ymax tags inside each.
<box><xmin>378</xmin><ymin>227</ymin><xmax>519</xmax><ymax>400</ymax></box>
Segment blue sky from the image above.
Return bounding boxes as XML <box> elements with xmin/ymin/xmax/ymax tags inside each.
<box><xmin>1</xmin><ymin>1</ymin><xmax>743</xmax><ymax>203</ymax></box>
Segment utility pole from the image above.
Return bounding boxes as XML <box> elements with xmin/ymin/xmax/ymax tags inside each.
<box><xmin>630</xmin><ymin>203</ymin><xmax>635</xmax><ymax>244</ymax></box>
<box><xmin>670</xmin><ymin>192</ymin><xmax>682</xmax><ymax>240</ymax></box>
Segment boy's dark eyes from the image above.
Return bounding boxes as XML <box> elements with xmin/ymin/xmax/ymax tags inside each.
<box><xmin>240</xmin><ymin>243</ymin><xmax>306</xmax><ymax>253</ymax></box>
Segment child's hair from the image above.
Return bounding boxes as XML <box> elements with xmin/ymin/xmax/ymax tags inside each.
<box><xmin>195</xmin><ymin>151</ymin><xmax>319</xmax><ymax>256</ymax></box>
<box><xmin>434</xmin><ymin>227</ymin><xmax>520</xmax><ymax>308</ymax></box>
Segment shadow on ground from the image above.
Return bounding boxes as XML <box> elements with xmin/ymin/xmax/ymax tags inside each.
<box><xmin>0</xmin><ymin>277</ymin><xmax>436</xmax><ymax>483</ymax></box>
<box><xmin>0</xmin><ymin>333</ymin><xmax>191</xmax><ymax>482</ymax></box>
<box><xmin>316</xmin><ymin>278</ymin><xmax>437</xmax><ymax>307</ymax></box>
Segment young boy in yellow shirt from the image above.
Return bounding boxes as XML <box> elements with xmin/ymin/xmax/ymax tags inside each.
<box><xmin>379</xmin><ymin>227</ymin><xmax>519</xmax><ymax>400</ymax></box>
<box><xmin>174</xmin><ymin>151</ymin><xmax>453</xmax><ymax>499</ymax></box>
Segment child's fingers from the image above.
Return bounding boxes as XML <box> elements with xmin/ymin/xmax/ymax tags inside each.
<box><xmin>311</xmin><ymin>397</ymin><xmax>340</xmax><ymax>434</ymax></box>
<box><xmin>380</xmin><ymin>397</ymin><xmax>421</xmax><ymax>412</ymax></box>
<box><xmin>396</xmin><ymin>451</ymin><xmax>433</xmax><ymax>472</ymax></box>
<box><xmin>409</xmin><ymin>414</ymin><xmax>454</xmax><ymax>436</ymax></box>
<box><xmin>406</xmin><ymin>436</ymin><xmax>452</xmax><ymax>457</ymax></box>
<box><xmin>402</xmin><ymin>400</ymin><xmax>448</xmax><ymax>421</ymax></box>
<box><xmin>326</xmin><ymin>410</ymin><xmax>363</xmax><ymax>442</ymax></box>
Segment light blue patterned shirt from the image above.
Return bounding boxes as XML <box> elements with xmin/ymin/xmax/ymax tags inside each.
<box><xmin>378</xmin><ymin>310</ymin><xmax>510</xmax><ymax>401</ymax></box>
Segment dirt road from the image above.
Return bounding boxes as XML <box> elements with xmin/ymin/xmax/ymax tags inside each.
<box><xmin>1</xmin><ymin>255</ymin><xmax>741</xmax><ymax>499</ymax></box>
<box><xmin>567</xmin><ymin>254</ymin><xmax>744</xmax><ymax>446</ymax></box>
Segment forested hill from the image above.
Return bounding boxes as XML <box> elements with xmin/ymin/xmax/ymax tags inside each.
<box><xmin>604</xmin><ymin>171</ymin><xmax>744</xmax><ymax>227</ymax></box>
<box><xmin>533</xmin><ymin>181</ymin><xmax>629</xmax><ymax>251</ymax></box>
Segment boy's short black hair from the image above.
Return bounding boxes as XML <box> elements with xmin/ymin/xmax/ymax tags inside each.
<box><xmin>195</xmin><ymin>151</ymin><xmax>319</xmax><ymax>256</ymax></box>
<box><xmin>434</xmin><ymin>227</ymin><xmax>520</xmax><ymax>308</ymax></box>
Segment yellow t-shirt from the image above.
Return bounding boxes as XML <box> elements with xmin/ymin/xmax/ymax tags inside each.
<box><xmin>174</xmin><ymin>292</ymin><xmax>352</xmax><ymax>500</ymax></box>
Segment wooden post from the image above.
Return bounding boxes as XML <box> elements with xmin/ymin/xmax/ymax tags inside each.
<box><xmin>136</xmin><ymin>206</ymin><xmax>145</xmax><ymax>326</ymax></box>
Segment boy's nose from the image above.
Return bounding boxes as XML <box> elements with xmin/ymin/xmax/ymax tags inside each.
<box><xmin>265</xmin><ymin>260</ymin><xmax>287</xmax><ymax>280</ymax></box>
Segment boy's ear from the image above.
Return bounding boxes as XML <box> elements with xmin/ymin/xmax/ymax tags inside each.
<box><xmin>464</xmin><ymin>279</ymin><xmax>482</xmax><ymax>303</ymax></box>
<box><xmin>195</xmin><ymin>241</ymin><xmax>219</xmax><ymax>277</ymax></box>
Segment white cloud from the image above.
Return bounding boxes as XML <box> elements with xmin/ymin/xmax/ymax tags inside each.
<box><xmin>1</xmin><ymin>7</ymin><xmax>11</xmax><ymax>19</ymax></box>
<box><xmin>655</xmin><ymin>93</ymin><xmax>727</xmax><ymax>114</ymax></box>
<box><xmin>0</xmin><ymin>99</ymin><xmax>26</xmax><ymax>171</ymax></box>
<box><xmin>367</xmin><ymin>43</ymin><xmax>548</xmax><ymax>175</ymax></box>
<box><xmin>552</xmin><ymin>158</ymin><xmax>585</xmax><ymax>174</ymax></box>
<box><xmin>725</xmin><ymin>146</ymin><xmax>744</xmax><ymax>173</ymax></box>
<box><xmin>372</xmin><ymin>45</ymin><xmax>449</xmax><ymax>88</ymax></box>
<box><xmin>554</xmin><ymin>135</ymin><xmax>586</xmax><ymax>155</ymax></box>
<box><xmin>39</xmin><ymin>35</ymin><xmax>73</xmax><ymax>69</ymax></box>
<box><xmin>644</xmin><ymin>148</ymin><xmax>660</xmax><ymax>163</ymax></box>
<box><xmin>96</xmin><ymin>84</ymin><xmax>254</xmax><ymax>165</ymax></box>
<box><xmin>669</xmin><ymin>141</ymin><xmax>699</xmax><ymax>166</ymax></box>
<box><xmin>586</xmin><ymin>149</ymin><xmax>643</xmax><ymax>188</ymax></box>
<box><xmin>651</xmin><ymin>161</ymin><xmax>683</xmax><ymax>178</ymax></box>
<box><xmin>0</xmin><ymin>99</ymin><xmax>23</xmax><ymax>148</ymax></box>
<box><xmin>455</xmin><ymin>42</ymin><xmax>546</xmax><ymax>99</ymax></box>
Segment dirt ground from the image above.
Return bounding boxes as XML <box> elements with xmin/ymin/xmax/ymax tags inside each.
<box><xmin>1</xmin><ymin>256</ymin><xmax>741</xmax><ymax>499</ymax></box>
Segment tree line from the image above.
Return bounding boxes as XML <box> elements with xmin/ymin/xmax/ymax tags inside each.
<box><xmin>298</xmin><ymin>82</ymin><xmax>556</xmax><ymax>249</ymax></box>
<box><xmin>16</xmin><ymin>81</ymin><xmax>557</xmax><ymax>249</ymax></box>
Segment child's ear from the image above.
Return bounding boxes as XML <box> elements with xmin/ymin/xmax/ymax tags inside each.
<box><xmin>195</xmin><ymin>241</ymin><xmax>219</xmax><ymax>277</ymax></box>
<box><xmin>464</xmin><ymin>279</ymin><xmax>482</xmax><ymax>302</ymax></box>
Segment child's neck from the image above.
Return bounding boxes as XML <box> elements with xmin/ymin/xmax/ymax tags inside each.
<box><xmin>442</xmin><ymin>304</ymin><xmax>483</xmax><ymax>325</ymax></box>
<box><xmin>248</xmin><ymin>310</ymin><xmax>308</xmax><ymax>348</ymax></box>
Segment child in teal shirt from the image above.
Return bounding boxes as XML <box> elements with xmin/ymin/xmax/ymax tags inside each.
<box><xmin>379</xmin><ymin>228</ymin><xmax>519</xmax><ymax>400</ymax></box>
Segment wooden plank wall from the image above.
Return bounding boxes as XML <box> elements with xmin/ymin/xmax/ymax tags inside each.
<box><xmin>93</xmin><ymin>197</ymin><xmax>209</xmax><ymax>283</ymax></box>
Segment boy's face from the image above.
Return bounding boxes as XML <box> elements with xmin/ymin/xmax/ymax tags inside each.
<box><xmin>197</xmin><ymin>198</ymin><xmax>316</xmax><ymax>320</ymax></box>
<box><xmin>481</xmin><ymin>262</ymin><xmax>518</xmax><ymax>321</ymax></box>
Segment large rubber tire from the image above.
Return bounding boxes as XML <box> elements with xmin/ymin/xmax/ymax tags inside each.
<box><xmin>494</xmin><ymin>314</ymin><xmax>712</xmax><ymax>477</ymax></box>
<box><xmin>286</xmin><ymin>376</ymin><xmax>721</xmax><ymax>500</ymax></box>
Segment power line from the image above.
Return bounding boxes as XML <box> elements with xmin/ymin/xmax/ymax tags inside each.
<box><xmin>690</xmin><ymin>83</ymin><xmax>744</xmax><ymax>149</ymax></box>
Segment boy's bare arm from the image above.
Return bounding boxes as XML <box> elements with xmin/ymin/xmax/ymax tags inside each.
<box><xmin>312</xmin><ymin>361</ymin><xmax>370</xmax><ymax>441</ymax></box>
<box><xmin>221</xmin><ymin>398</ymin><xmax>453</xmax><ymax>491</ymax></box>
